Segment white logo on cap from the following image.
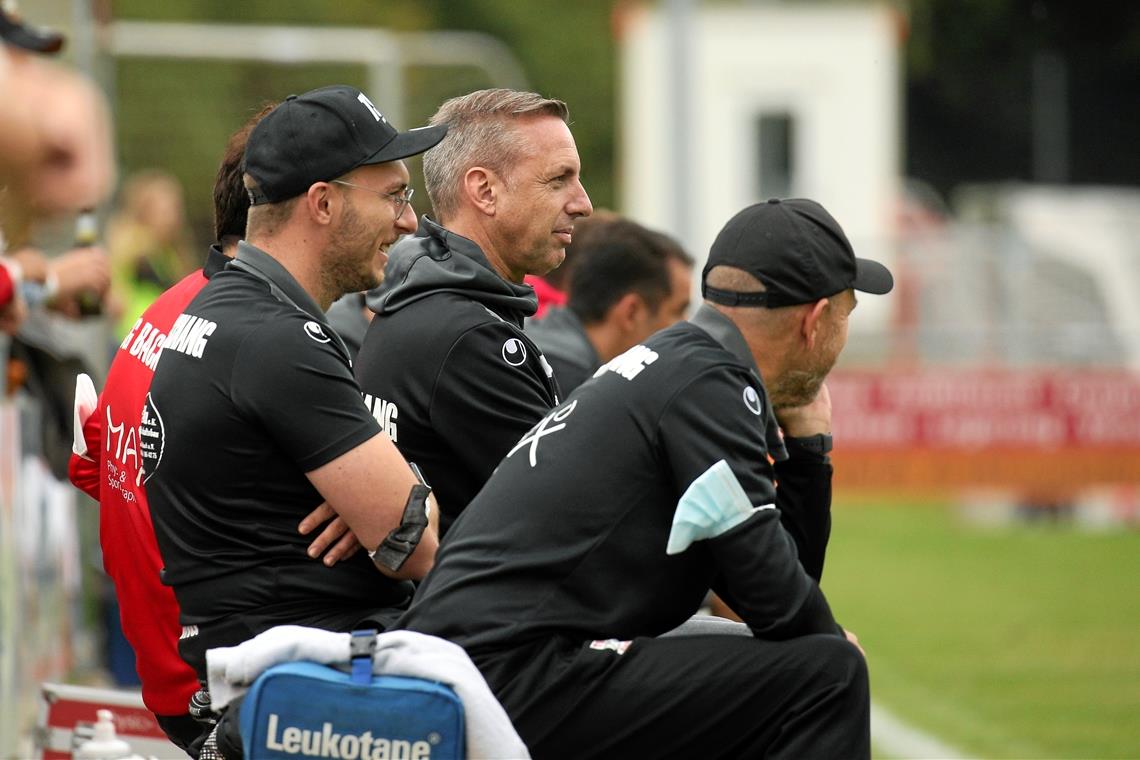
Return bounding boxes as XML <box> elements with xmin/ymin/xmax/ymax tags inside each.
<box><xmin>304</xmin><ymin>321</ymin><xmax>331</xmax><ymax>344</ymax></box>
<box><xmin>743</xmin><ymin>386</ymin><xmax>763</xmax><ymax>416</ymax></box>
<box><xmin>357</xmin><ymin>92</ymin><xmax>385</xmax><ymax>123</ymax></box>
<box><xmin>502</xmin><ymin>338</ymin><xmax>527</xmax><ymax>366</ymax></box>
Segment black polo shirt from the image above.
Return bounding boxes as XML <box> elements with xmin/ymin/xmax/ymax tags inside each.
<box><xmin>143</xmin><ymin>242</ymin><xmax>409</xmax><ymax>628</ymax></box>
<box><xmin>400</xmin><ymin>305</ymin><xmax>841</xmax><ymax>655</ymax></box>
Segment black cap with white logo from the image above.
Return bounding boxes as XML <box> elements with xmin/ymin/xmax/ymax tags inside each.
<box><xmin>702</xmin><ymin>198</ymin><xmax>893</xmax><ymax>308</ymax></box>
<box><xmin>244</xmin><ymin>84</ymin><xmax>448</xmax><ymax>205</ymax></box>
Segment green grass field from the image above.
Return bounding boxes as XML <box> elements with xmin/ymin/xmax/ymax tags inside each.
<box><xmin>822</xmin><ymin>496</ymin><xmax>1140</xmax><ymax>759</ymax></box>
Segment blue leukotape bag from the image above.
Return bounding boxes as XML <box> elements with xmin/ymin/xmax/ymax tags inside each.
<box><xmin>238</xmin><ymin>631</ymin><xmax>465</xmax><ymax>760</ymax></box>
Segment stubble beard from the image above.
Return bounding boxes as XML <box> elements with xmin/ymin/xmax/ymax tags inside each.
<box><xmin>770</xmin><ymin>326</ymin><xmax>840</xmax><ymax>410</ymax></box>
<box><xmin>324</xmin><ymin>201</ymin><xmax>381</xmax><ymax>300</ymax></box>
<box><xmin>770</xmin><ymin>367</ymin><xmax>829</xmax><ymax>410</ymax></box>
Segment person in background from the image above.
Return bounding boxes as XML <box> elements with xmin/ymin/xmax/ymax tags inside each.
<box><xmin>354</xmin><ymin>88</ymin><xmax>592</xmax><ymax>537</ymax></box>
<box><xmin>528</xmin><ymin>215</ymin><xmax>693</xmax><ymax>393</ymax></box>
<box><xmin>0</xmin><ymin>2</ymin><xmax>114</xmax><ymax>332</ymax></box>
<box><xmin>0</xmin><ymin>3</ymin><xmax>113</xmax><ymax>222</ymax></box>
<box><xmin>524</xmin><ymin>266</ymin><xmax>568</xmax><ymax>319</ymax></box>
<box><xmin>106</xmin><ymin>169</ymin><xmax>197</xmax><ymax>336</ymax></box>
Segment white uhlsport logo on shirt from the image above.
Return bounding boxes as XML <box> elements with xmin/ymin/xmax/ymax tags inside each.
<box><xmin>502</xmin><ymin>338</ymin><xmax>527</xmax><ymax>366</ymax></box>
<box><xmin>743</xmin><ymin>386</ymin><xmax>763</xmax><ymax>416</ymax></box>
<box><xmin>304</xmin><ymin>321</ymin><xmax>331</xmax><ymax>344</ymax></box>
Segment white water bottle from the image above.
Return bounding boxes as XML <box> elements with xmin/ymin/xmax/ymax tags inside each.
<box><xmin>74</xmin><ymin>709</ymin><xmax>133</xmax><ymax>760</ymax></box>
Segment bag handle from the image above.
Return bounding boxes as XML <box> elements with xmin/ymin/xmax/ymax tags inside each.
<box><xmin>349</xmin><ymin>629</ymin><xmax>377</xmax><ymax>684</ymax></box>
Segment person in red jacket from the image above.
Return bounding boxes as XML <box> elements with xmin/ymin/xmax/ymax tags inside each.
<box><xmin>68</xmin><ymin>104</ymin><xmax>360</xmax><ymax>756</ymax></box>
<box><xmin>0</xmin><ymin>260</ymin><xmax>22</xmax><ymax>332</ymax></box>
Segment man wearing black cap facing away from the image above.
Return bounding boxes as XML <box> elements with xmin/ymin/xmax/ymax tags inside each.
<box><xmin>398</xmin><ymin>198</ymin><xmax>892</xmax><ymax>759</ymax></box>
<box><xmin>143</xmin><ymin>86</ymin><xmax>447</xmax><ymax>682</ymax></box>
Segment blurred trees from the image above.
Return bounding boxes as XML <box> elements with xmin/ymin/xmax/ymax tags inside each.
<box><xmin>904</xmin><ymin>0</ymin><xmax>1140</xmax><ymax>199</ymax></box>
<box><xmin>108</xmin><ymin>0</ymin><xmax>1140</xmax><ymax>240</ymax></box>
<box><xmin>109</xmin><ymin>0</ymin><xmax>616</xmax><ymax>243</ymax></box>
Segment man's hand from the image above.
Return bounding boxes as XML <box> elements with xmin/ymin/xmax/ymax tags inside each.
<box><xmin>844</xmin><ymin>628</ymin><xmax>865</xmax><ymax>657</ymax></box>
<box><xmin>8</xmin><ymin>247</ymin><xmax>48</xmax><ymax>283</ymax></box>
<box><xmin>49</xmin><ymin>245</ymin><xmax>110</xmax><ymax>298</ymax></box>
<box><xmin>0</xmin><ymin>294</ymin><xmax>26</xmax><ymax>335</ymax></box>
<box><xmin>775</xmin><ymin>382</ymin><xmax>832</xmax><ymax>438</ymax></box>
<box><xmin>298</xmin><ymin>502</ymin><xmax>362</xmax><ymax>566</ymax></box>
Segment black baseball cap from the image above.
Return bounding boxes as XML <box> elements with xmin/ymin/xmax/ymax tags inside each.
<box><xmin>702</xmin><ymin>198</ymin><xmax>893</xmax><ymax>307</ymax></box>
<box><xmin>0</xmin><ymin>5</ymin><xmax>65</xmax><ymax>54</ymax></box>
<box><xmin>244</xmin><ymin>85</ymin><xmax>448</xmax><ymax>205</ymax></box>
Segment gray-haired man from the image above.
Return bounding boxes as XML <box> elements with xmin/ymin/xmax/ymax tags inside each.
<box><xmin>355</xmin><ymin>88</ymin><xmax>593</xmax><ymax>536</ymax></box>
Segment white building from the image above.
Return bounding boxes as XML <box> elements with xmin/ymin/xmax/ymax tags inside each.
<box><xmin>619</xmin><ymin>1</ymin><xmax>902</xmax><ymax>330</ymax></box>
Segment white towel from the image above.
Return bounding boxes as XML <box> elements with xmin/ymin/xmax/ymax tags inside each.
<box><xmin>206</xmin><ymin>625</ymin><xmax>530</xmax><ymax>759</ymax></box>
<box><xmin>72</xmin><ymin>372</ymin><xmax>98</xmax><ymax>458</ymax></box>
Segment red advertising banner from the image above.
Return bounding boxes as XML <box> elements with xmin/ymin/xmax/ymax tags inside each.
<box><xmin>828</xmin><ymin>369</ymin><xmax>1140</xmax><ymax>491</ymax></box>
<box><xmin>36</xmin><ymin>683</ymin><xmax>179</xmax><ymax>759</ymax></box>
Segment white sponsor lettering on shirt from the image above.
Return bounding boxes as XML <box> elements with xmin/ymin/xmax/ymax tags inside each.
<box><xmin>163</xmin><ymin>313</ymin><xmax>216</xmax><ymax>360</ymax></box>
<box><xmin>593</xmin><ymin>344</ymin><xmax>658</xmax><ymax>381</ymax></box>
<box><xmin>363</xmin><ymin>394</ymin><xmax>399</xmax><ymax>442</ymax></box>
<box><xmin>120</xmin><ymin>317</ymin><xmax>169</xmax><ymax>371</ymax></box>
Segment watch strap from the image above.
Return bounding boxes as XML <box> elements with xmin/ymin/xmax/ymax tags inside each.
<box><xmin>784</xmin><ymin>433</ymin><xmax>833</xmax><ymax>456</ymax></box>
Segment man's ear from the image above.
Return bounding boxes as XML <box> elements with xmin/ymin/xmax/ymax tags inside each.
<box><xmin>610</xmin><ymin>291</ymin><xmax>647</xmax><ymax>332</ymax></box>
<box><xmin>305</xmin><ymin>182</ymin><xmax>336</xmax><ymax>226</ymax></box>
<box><xmin>801</xmin><ymin>297</ymin><xmax>830</xmax><ymax>349</ymax></box>
<box><xmin>462</xmin><ymin>167</ymin><xmax>497</xmax><ymax>216</ymax></box>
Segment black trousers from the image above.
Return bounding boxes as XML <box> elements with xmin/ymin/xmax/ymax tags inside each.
<box><xmin>155</xmin><ymin>712</ymin><xmax>206</xmax><ymax>758</ymax></box>
<box><xmin>475</xmin><ymin>630</ymin><xmax>869</xmax><ymax>760</ymax></box>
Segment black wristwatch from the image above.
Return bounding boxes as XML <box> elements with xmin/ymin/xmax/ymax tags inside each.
<box><xmin>784</xmin><ymin>433</ymin><xmax>833</xmax><ymax>456</ymax></box>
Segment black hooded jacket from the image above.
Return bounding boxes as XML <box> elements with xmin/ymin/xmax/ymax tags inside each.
<box><xmin>356</xmin><ymin>217</ymin><xmax>561</xmax><ymax>536</ymax></box>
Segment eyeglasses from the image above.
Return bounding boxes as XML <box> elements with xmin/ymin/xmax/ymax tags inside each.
<box><xmin>332</xmin><ymin>180</ymin><xmax>415</xmax><ymax>217</ymax></box>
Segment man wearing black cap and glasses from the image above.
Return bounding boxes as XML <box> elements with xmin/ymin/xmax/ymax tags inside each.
<box><xmin>142</xmin><ymin>86</ymin><xmax>447</xmax><ymax>684</ymax></box>
<box><xmin>399</xmin><ymin>198</ymin><xmax>892</xmax><ymax>759</ymax></box>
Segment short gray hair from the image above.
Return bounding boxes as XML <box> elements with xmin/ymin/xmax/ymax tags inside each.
<box><xmin>423</xmin><ymin>89</ymin><xmax>570</xmax><ymax>222</ymax></box>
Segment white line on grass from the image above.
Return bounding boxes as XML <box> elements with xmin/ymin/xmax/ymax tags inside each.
<box><xmin>872</xmin><ymin>701</ymin><xmax>977</xmax><ymax>760</ymax></box>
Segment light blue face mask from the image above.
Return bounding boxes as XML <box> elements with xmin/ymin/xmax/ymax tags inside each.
<box><xmin>666</xmin><ymin>459</ymin><xmax>776</xmax><ymax>555</ymax></box>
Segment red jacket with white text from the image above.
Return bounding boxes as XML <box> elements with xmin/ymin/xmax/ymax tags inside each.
<box><xmin>69</xmin><ymin>249</ymin><xmax>225</xmax><ymax>715</ymax></box>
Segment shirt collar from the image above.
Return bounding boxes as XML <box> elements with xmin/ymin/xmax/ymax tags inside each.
<box><xmin>204</xmin><ymin>244</ymin><xmax>229</xmax><ymax>278</ymax></box>
<box><xmin>231</xmin><ymin>240</ymin><xmax>326</xmax><ymax>323</ymax></box>
<box><xmin>688</xmin><ymin>303</ymin><xmax>761</xmax><ymax>377</ymax></box>
<box><xmin>419</xmin><ymin>215</ymin><xmax>494</xmax><ymax>270</ymax></box>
